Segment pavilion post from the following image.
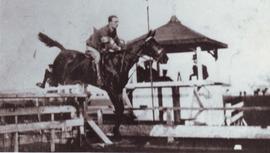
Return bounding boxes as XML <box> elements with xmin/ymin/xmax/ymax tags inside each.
<box><xmin>196</xmin><ymin>47</ymin><xmax>203</xmax><ymax>81</ymax></box>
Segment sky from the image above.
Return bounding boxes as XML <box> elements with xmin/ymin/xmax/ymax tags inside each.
<box><xmin>0</xmin><ymin>0</ymin><xmax>270</xmax><ymax>93</ymax></box>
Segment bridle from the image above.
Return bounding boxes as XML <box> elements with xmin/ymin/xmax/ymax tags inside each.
<box><xmin>119</xmin><ymin>36</ymin><xmax>165</xmax><ymax>77</ymax></box>
<box><xmin>120</xmin><ymin>36</ymin><xmax>154</xmax><ymax>73</ymax></box>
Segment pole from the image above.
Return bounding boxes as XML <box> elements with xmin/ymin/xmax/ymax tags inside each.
<box><xmin>146</xmin><ymin>0</ymin><xmax>150</xmax><ymax>31</ymax></box>
<box><xmin>149</xmin><ymin>60</ymin><xmax>155</xmax><ymax>120</ymax></box>
<box><xmin>145</xmin><ymin>0</ymin><xmax>155</xmax><ymax>120</ymax></box>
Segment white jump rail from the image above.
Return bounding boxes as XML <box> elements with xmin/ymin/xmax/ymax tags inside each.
<box><xmin>125</xmin><ymin>81</ymin><xmax>230</xmax><ymax>89</ymax></box>
<box><xmin>0</xmin><ymin>93</ymin><xmax>87</xmax><ymax>98</ymax></box>
<box><xmin>98</xmin><ymin>105</ymin><xmax>270</xmax><ymax>140</ymax></box>
<box><xmin>0</xmin><ymin>118</ymin><xmax>84</xmax><ymax>134</ymax></box>
<box><xmin>123</xmin><ymin>106</ymin><xmax>270</xmax><ymax>111</ymax></box>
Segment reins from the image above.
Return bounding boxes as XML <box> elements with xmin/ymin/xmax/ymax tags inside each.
<box><xmin>119</xmin><ymin>42</ymin><xmax>148</xmax><ymax>74</ymax></box>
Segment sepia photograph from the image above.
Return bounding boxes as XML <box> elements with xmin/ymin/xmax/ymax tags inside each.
<box><xmin>0</xmin><ymin>0</ymin><xmax>270</xmax><ymax>152</ymax></box>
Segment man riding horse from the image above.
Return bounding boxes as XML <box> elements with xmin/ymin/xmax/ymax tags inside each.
<box><xmin>35</xmin><ymin>18</ymin><xmax>168</xmax><ymax>138</ymax></box>
<box><xmin>86</xmin><ymin>15</ymin><xmax>124</xmax><ymax>86</ymax></box>
<box><xmin>37</xmin><ymin>15</ymin><xmax>123</xmax><ymax>88</ymax></box>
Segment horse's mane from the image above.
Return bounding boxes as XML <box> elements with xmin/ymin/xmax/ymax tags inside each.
<box><xmin>126</xmin><ymin>33</ymin><xmax>147</xmax><ymax>49</ymax></box>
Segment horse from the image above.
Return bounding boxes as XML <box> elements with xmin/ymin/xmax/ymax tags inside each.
<box><xmin>36</xmin><ymin>30</ymin><xmax>168</xmax><ymax>137</ymax></box>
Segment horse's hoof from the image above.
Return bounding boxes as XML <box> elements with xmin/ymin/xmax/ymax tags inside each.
<box><xmin>113</xmin><ymin>127</ymin><xmax>122</xmax><ymax>140</ymax></box>
<box><xmin>113</xmin><ymin>134</ymin><xmax>122</xmax><ymax>141</ymax></box>
<box><xmin>36</xmin><ymin>82</ymin><xmax>45</xmax><ymax>88</ymax></box>
<box><xmin>128</xmin><ymin>113</ymin><xmax>137</xmax><ymax>120</ymax></box>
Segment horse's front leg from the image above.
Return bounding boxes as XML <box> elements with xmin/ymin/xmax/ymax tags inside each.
<box><xmin>36</xmin><ymin>69</ymin><xmax>51</xmax><ymax>88</ymax></box>
<box><xmin>107</xmin><ymin>92</ymin><xmax>124</xmax><ymax>138</ymax></box>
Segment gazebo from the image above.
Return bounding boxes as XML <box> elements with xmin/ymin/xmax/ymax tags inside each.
<box><xmin>153</xmin><ymin>15</ymin><xmax>227</xmax><ymax>54</ymax></box>
<box><xmin>132</xmin><ymin>15</ymin><xmax>228</xmax><ymax>82</ymax></box>
<box><xmin>127</xmin><ymin>16</ymin><xmax>229</xmax><ymax>124</ymax></box>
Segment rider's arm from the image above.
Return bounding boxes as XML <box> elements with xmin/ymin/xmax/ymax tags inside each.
<box><xmin>114</xmin><ymin>34</ymin><xmax>121</xmax><ymax>46</ymax></box>
<box><xmin>88</xmin><ymin>31</ymin><xmax>103</xmax><ymax>50</ymax></box>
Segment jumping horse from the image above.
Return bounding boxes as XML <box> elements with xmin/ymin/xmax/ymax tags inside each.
<box><xmin>36</xmin><ymin>30</ymin><xmax>168</xmax><ymax>137</ymax></box>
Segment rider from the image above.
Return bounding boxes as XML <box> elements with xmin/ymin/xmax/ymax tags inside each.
<box><xmin>86</xmin><ymin>15</ymin><xmax>123</xmax><ymax>85</ymax></box>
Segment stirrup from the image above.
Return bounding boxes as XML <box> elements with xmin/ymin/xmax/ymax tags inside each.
<box><xmin>96</xmin><ymin>76</ymin><xmax>103</xmax><ymax>86</ymax></box>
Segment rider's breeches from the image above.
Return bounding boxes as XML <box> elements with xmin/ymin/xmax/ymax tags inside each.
<box><xmin>85</xmin><ymin>46</ymin><xmax>100</xmax><ymax>64</ymax></box>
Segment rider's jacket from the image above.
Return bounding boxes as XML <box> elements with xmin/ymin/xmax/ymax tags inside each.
<box><xmin>86</xmin><ymin>25</ymin><xmax>121</xmax><ymax>52</ymax></box>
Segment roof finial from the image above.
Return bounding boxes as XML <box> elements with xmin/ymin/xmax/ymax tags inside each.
<box><xmin>169</xmin><ymin>15</ymin><xmax>181</xmax><ymax>23</ymax></box>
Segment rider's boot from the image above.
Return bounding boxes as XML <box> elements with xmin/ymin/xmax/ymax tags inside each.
<box><xmin>96</xmin><ymin>63</ymin><xmax>103</xmax><ymax>86</ymax></box>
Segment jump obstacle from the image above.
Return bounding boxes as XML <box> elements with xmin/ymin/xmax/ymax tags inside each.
<box><xmin>1</xmin><ymin>83</ymin><xmax>270</xmax><ymax>151</ymax></box>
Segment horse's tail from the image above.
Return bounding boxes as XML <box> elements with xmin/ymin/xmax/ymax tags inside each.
<box><xmin>38</xmin><ymin>32</ymin><xmax>65</xmax><ymax>50</ymax></box>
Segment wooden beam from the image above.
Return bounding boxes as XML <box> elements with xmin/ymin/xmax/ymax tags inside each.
<box><xmin>0</xmin><ymin>93</ymin><xmax>86</xmax><ymax>99</ymax></box>
<box><xmin>86</xmin><ymin>120</ymin><xmax>112</xmax><ymax>145</ymax></box>
<box><xmin>150</xmin><ymin>125</ymin><xmax>270</xmax><ymax>139</ymax></box>
<box><xmin>122</xmin><ymin>106</ymin><xmax>270</xmax><ymax>111</ymax></box>
<box><xmin>125</xmin><ymin>81</ymin><xmax>230</xmax><ymax>89</ymax></box>
<box><xmin>0</xmin><ymin>118</ymin><xmax>84</xmax><ymax>133</ymax></box>
<box><xmin>229</xmin><ymin>112</ymin><xmax>244</xmax><ymax>124</ymax></box>
<box><xmin>193</xmin><ymin>89</ymin><xmax>205</xmax><ymax>108</ymax></box>
<box><xmin>100</xmin><ymin>124</ymin><xmax>270</xmax><ymax>140</ymax></box>
<box><xmin>101</xmin><ymin>124</ymin><xmax>153</xmax><ymax>137</ymax></box>
<box><xmin>87</xmin><ymin>106</ymin><xmax>130</xmax><ymax>115</ymax></box>
<box><xmin>0</xmin><ymin>105</ymin><xmax>76</xmax><ymax>116</ymax></box>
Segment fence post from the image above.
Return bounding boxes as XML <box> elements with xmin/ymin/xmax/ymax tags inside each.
<box><xmin>166</xmin><ymin>108</ymin><xmax>173</xmax><ymax>126</ymax></box>
<box><xmin>172</xmin><ymin>87</ymin><xmax>181</xmax><ymax>123</ymax></box>
<box><xmin>14</xmin><ymin>115</ymin><xmax>19</xmax><ymax>152</ymax></box>
<box><xmin>50</xmin><ymin>113</ymin><xmax>55</xmax><ymax>152</ymax></box>
<box><xmin>225</xmin><ymin>103</ymin><xmax>231</xmax><ymax>126</ymax></box>
<box><xmin>97</xmin><ymin>109</ymin><xmax>103</xmax><ymax>125</ymax></box>
<box><xmin>166</xmin><ymin>108</ymin><xmax>174</xmax><ymax>143</ymax></box>
<box><xmin>157</xmin><ymin>87</ymin><xmax>163</xmax><ymax>121</ymax></box>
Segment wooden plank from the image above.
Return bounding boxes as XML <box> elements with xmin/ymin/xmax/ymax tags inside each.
<box><xmin>0</xmin><ymin>118</ymin><xmax>84</xmax><ymax>133</ymax></box>
<box><xmin>123</xmin><ymin>106</ymin><xmax>270</xmax><ymax>111</ymax></box>
<box><xmin>86</xmin><ymin>120</ymin><xmax>112</xmax><ymax>145</ymax></box>
<box><xmin>0</xmin><ymin>93</ymin><xmax>86</xmax><ymax>98</ymax></box>
<box><xmin>150</xmin><ymin>125</ymin><xmax>270</xmax><ymax>139</ymax></box>
<box><xmin>231</xmin><ymin>101</ymin><xmax>244</xmax><ymax>108</ymax></box>
<box><xmin>230</xmin><ymin>112</ymin><xmax>244</xmax><ymax>124</ymax></box>
<box><xmin>101</xmin><ymin>124</ymin><xmax>153</xmax><ymax>137</ymax></box>
<box><xmin>0</xmin><ymin>105</ymin><xmax>76</xmax><ymax>116</ymax></box>
<box><xmin>193</xmin><ymin>89</ymin><xmax>205</xmax><ymax>108</ymax></box>
<box><xmin>100</xmin><ymin>124</ymin><xmax>270</xmax><ymax>140</ymax></box>
<box><xmin>125</xmin><ymin>81</ymin><xmax>230</xmax><ymax>89</ymax></box>
<box><xmin>87</xmin><ymin>106</ymin><xmax>130</xmax><ymax>115</ymax></box>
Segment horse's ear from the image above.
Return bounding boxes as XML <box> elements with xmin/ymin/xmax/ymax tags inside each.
<box><xmin>146</xmin><ymin>30</ymin><xmax>153</xmax><ymax>38</ymax></box>
<box><xmin>151</xmin><ymin>30</ymin><xmax>156</xmax><ymax>37</ymax></box>
<box><xmin>93</xmin><ymin>27</ymin><xmax>97</xmax><ymax>33</ymax></box>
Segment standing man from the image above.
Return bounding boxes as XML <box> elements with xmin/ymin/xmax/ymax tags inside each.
<box><xmin>86</xmin><ymin>15</ymin><xmax>123</xmax><ymax>85</ymax></box>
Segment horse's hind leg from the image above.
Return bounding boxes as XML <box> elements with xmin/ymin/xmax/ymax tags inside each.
<box><xmin>108</xmin><ymin>92</ymin><xmax>124</xmax><ymax>138</ymax></box>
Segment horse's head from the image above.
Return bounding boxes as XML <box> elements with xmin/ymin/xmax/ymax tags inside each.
<box><xmin>142</xmin><ymin>30</ymin><xmax>168</xmax><ymax>64</ymax></box>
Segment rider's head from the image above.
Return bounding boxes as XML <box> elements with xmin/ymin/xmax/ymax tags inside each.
<box><xmin>108</xmin><ymin>15</ymin><xmax>119</xmax><ymax>30</ymax></box>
